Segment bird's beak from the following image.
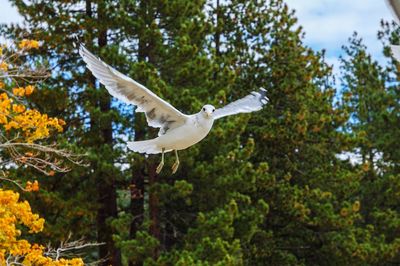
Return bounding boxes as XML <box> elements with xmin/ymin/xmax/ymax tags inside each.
<box><xmin>206</xmin><ymin>112</ymin><xmax>212</xmax><ymax>117</ymax></box>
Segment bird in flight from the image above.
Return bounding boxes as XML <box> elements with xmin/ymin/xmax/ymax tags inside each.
<box><xmin>79</xmin><ymin>45</ymin><xmax>268</xmax><ymax>174</ymax></box>
<box><xmin>386</xmin><ymin>0</ymin><xmax>400</xmax><ymax>60</ymax></box>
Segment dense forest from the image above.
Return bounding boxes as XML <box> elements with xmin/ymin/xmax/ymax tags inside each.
<box><xmin>1</xmin><ymin>0</ymin><xmax>400</xmax><ymax>265</ymax></box>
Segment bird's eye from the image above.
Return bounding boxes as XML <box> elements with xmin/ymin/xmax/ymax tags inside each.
<box><xmin>212</xmin><ymin>109</ymin><xmax>215</xmax><ymax>112</ymax></box>
<box><xmin>203</xmin><ymin>108</ymin><xmax>206</xmax><ymax>111</ymax></box>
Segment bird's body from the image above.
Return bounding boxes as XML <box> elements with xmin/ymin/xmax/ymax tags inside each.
<box><xmin>128</xmin><ymin>112</ymin><xmax>214</xmax><ymax>154</ymax></box>
<box><xmin>79</xmin><ymin>45</ymin><xmax>268</xmax><ymax>173</ymax></box>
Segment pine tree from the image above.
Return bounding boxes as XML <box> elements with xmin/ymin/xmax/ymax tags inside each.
<box><xmin>117</xmin><ymin>0</ymin><xmax>361</xmax><ymax>265</ymax></box>
<box><xmin>2</xmin><ymin>0</ymin><xmax>211</xmax><ymax>264</ymax></box>
<box><xmin>5</xmin><ymin>0</ymin><xmax>400</xmax><ymax>265</ymax></box>
<box><xmin>339</xmin><ymin>32</ymin><xmax>400</xmax><ymax>265</ymax></box>
<box><xmin>2</xmin><ymin>0</ymin><xmax>132</xmax><ymax>264</ymax></box>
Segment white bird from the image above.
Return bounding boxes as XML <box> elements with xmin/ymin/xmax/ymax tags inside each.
<box><xmin>79</xmin><ymin>45</ymin><xmax>268</xmax><ymax>174</ymax></box>
<box><xmin>386</xmin><ymin>0</ymin><xmax>400</xmax><ymax>60</ymax></box>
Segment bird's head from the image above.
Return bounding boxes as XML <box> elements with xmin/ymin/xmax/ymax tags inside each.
<box><xmin>201</xmin><ymin>104</ymin><xmax>215</xmax><ymax>119</ymax></box>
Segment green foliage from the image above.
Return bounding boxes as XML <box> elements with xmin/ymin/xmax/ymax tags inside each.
<box><xmin>3</xmin><ymin>0</ymin><xmax>400</xmax><ymax>265</ymax></box>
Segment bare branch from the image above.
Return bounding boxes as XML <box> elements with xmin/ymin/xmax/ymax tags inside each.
<box><xmin>44</xmin><ymin>234</ymin><xmax>105</xmax><ymax>261</ymax></box>
<box><xmin>0</xmin><ymin>141</ymin><xmax>88</xmax><ymax>175</ymax></box>
<box><xmin>0</xmin><ymin>174</ymin><xmax>29</xmax><ymax>191</ymax></box>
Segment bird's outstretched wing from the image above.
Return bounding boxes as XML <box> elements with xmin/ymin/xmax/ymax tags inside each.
<box><xmin>213</xmin><ymin>88</ymin><xmax>268</xmax><ymax>120</ymax></box>
<box><xmin>390</xmin><ymin>45</ymin><xmax>400</xmax><ymax>61</ymax></box>
<box><xmin>79</xmin><ymin>45</ymin><xmax>188</xmax><ymax>135</ymax></box>
<box><xmin>386</xmin><ymin>0</ymin><xmax>400</xmax><ymax>23</ymax></box>
<box><xmin>385</xmin><ymin>0</ymin><xmax>400</xmax><ymax>60</ymax></box>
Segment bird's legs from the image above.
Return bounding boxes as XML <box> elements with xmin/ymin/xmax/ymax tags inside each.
<box><xmin>156</xmin><ymin>148</ymin><xmax>165</xmax><ymax>174</ymax></box>
<box><xmin>171</xmin><ymin>150</ymin><xmax>180</xmax><ymax>174</ymax></box>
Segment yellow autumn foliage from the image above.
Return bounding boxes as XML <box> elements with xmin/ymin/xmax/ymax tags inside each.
<box><xmin>25</xmin><ymin>180</ymin><xmax>39</xmax><ymax>192</ymax></box>
<box><xmin>0</xmin><ymin>189</ymin><xmax>83</xmax><ymax>265</ymax></box>
<box><xmin>0</xmin><ymin>62</ymin><xmax>8</xmax><ymax>72</ymax></box>
<box><xmin>0</xmin><ymin>40</ymin><xmax>85</xmax><ymax>264</ymax></box>
<box><xmin>0</xmin><ymin>89</ymin><xmax>64</xmax><ymax>142</ymax></box>
<box><xmin>18</xmin><ymin>39</ymin><xmax>40</xmax><ymax>50</ymax></box>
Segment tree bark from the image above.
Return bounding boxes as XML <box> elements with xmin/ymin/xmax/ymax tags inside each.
<box><xmin>213</xmin><ymin>0</ymin><xmax>221</xmax><ymax>81</ymax></box>
<box><xmin>135</xmin><ymin>0</ymin><xmax>161</xmax><ymax>262</ymax></box>
<box><xmin>91</xmin><ymin>1</ymin><xmax>122</xmax><ymax>265</ymax></box>
<box><xmin>148</xmin><ymin>164</ymin><xmax>160</xmax><ymax>258</ymax></box>
<box><xmin>128</xmin><ymin>2</ymin><xmax>155</xmax><ymax>265</ymax></box>
<box><xmin>129</xmin><ymin>114</ymin><xmax>145</xmax><ymax>266</ymax></box>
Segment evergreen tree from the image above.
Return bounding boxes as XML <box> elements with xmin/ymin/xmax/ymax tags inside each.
<box><xmin>4</xmin><ymin>0</ymin><xmax>400</xmax><ymax>265</ymax></box>
<box><xmin>339</xmin><ymin>32</ymin><xmax>400</xmax><ymax>265</ymax></box>
<box><xmin>2</xmin><ymin>0</ymin><xmax>211</xmax><ymax>264</ymax></box>
<box><xmin>2</xmin><ymin>0</ymin><xmax>134</xmax><ymax>264</ymax></box>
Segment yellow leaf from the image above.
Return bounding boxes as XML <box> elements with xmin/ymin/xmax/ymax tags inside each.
<box><xmin>25</xmin><ymin>85</ymin><xmax>34</xmax><ymax>96</ymax></box>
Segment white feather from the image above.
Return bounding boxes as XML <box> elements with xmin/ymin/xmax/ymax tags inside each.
<box><xmin>79</xmin><ymin>45</ymin><xmax>268</xmax><ymax>156</ymax></box>
<box><xmin>390</xmin><ymin>45</ymin><xmax>400</xmax><ymax>61</ymax></box>
<box><xmin>386</xmin><ymin>0</ymin><xmax>400</xmax><ymax>61</ymax></box>
<box><xmin>213</xmin><ymin>88</ymin><xmax>268</xmax><ymax>120</ymax></box>
<box><xmin>79</xmin><ymin>45</ymin><xmax>188</xmax><ymax>135</ymax></box>
<box><xmin>386</xmin><ymin>0</ymin><xmax>400</xmax><ymax>23</ymax></box>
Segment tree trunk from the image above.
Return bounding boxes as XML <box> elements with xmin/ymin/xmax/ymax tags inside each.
<box><xmin>215</xmin><ymin>0</ymin><xmax>221</xmax><ymax>58</ymax></box>
<box><xmin>129</xmin><ymin>1</ymin><xmax>158</xmax><ymax>264</ymax></box>
<box><xmin>149</xmin><ymin>164</ymin><xmax>160</xmax><ymax>258</ymax></box>
<box><xmin>92</xmin><ymin>1</ymin><xmax>122</xmax><ymax>265</ymax></box>
<box><xmin>137</xmin><ymin>0</ymin><xmax>161</xmax><ymax>261</ymax></box>
<box><xmin>213</xmin><ymin>0</ymin><xmax>221</xmax><ymax>81</ymax></box>
<box><xmin>129</xmin><ymin>114</ymin><xmax>145</xmax><ymax>266</ymax></box>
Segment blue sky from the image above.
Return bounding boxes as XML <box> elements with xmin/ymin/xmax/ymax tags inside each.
<box><xmin>0</xmin><ymin>0</ymin><xmax>395</xmax><ymax>76</ymax></box>
<box><xmin>288</xmin><ymin>0</ymin><xmax>393</xmax><ymax>76</ymax></box>
<box><xmin>0</xmin><ymin>0</ymin><xmax>23</xmax><ymax>25</ymax></box>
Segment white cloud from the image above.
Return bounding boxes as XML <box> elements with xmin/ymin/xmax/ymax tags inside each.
<box><xmin>0</xmin><ymin>0</ymin><xmax>393</xmax><ymax>76</ymax></box>
<box><xmin>287</xmin><ymin>0</ymin><xmax>393</xmax><ymax>64</ymax></box>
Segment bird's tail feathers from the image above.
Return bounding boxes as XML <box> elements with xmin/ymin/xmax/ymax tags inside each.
<box><xmin>127</xmin><ymin>139</ymin><xmax>163</xmax><ymax>154</ymax></box>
